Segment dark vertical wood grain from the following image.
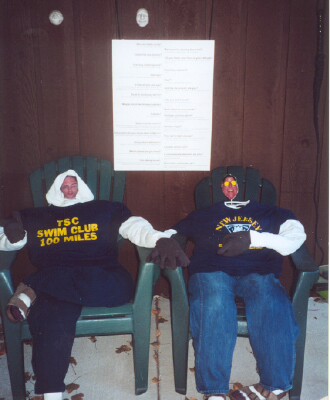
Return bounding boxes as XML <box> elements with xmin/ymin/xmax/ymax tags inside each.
<box><xmin>2</xmin><ymin>0</ymin><xmax>40</xmax><ymax>213</ymax></box>
<box><xmin>210</xmin><ymin>0</ymin><xmax>248</xmax><ymax>167</ymax></box>
<box><xmin>242</xmin><ymin>0</ymin><xmax>290</xmax><ymax>189</ymax></box>
<box><xmin>280</xmin><ymin>0</ymin><xmax>321</xmax><ymax>255</ymax></box>
<box><xmin>72</xmin><ymin>0</ymin><xmax>117</xmax><ymax>158</ymax></box>
<box><xmin>30</xmin><ymin>0</ymin><xmax>80</xmax><ymax>163</ymax></box>
<box><xmin>0</xmin><ymin>1</ymin><xmax>5</xmax><ymax>217</ymax></box>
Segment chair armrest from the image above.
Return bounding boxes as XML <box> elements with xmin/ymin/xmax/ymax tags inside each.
<box><xmin>0</xmin><ymin>250</ymin><xmax>18</xmax><ymax>317</ymax></box>
<box><xmin>133</xmin><ymin>246</ymin><xmax>161</xmax><ymax>311</ymax></box>
<box><xmin>135</xmin><ymin>245</ymin><xmax>152</xmax><ymax>265</ymax></box>
<box><xmin>292</xmin><ymin>271</ymin><xmax>320</xmax><ymax>311</ymax></box>
<box><xmin>290</xmin><ymin>242</ymin><xmax>320</xmax><ymax>321</ymax></box>
<box><xmin>290</xmin><ymin>243</ymin><xmax>319</xmax><ymax>271</ymax></box>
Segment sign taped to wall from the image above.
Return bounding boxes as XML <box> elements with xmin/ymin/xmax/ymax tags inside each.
<box><xmin>112</xmin><ymin>40</ymin><xmax>214</xmax><ymax>171</ymax></box>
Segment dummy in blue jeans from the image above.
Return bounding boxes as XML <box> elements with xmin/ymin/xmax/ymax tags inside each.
<box><xmin>189</xmin><ymin>272</ymin><xmax>299</xmax><ymax>396</ymax></box>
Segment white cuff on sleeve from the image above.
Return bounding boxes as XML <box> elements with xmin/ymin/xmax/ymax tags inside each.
<box><xmin>249</xmin><ymin>219</ymin><xmax>306</xmax><ymax>256</ymax></box>
<box><xmin>119</xmin><ymin>216</ymin><xmax>177</xmax><ymax>248</ymax></box>
<box><xmin>0</xmin><ymin>227</ymin><xmax>27</xmax><ymax>251</ymax></box>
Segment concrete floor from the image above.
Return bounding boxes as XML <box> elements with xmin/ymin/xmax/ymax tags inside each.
<box><xmin>0</xmin><ymin>296</ymin><xmax>328</xmax><ymax>400</ymax></box>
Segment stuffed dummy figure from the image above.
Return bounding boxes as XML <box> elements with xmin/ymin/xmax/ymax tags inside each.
<box><xmin>0</xmin><ymin>169</ymin><xmax>189</xmax><ymax>400</ymax></box>
<box><xmin>149</xmin><ymin>174</ymin><xmax>307</xmax><ymax>400</ymax></box>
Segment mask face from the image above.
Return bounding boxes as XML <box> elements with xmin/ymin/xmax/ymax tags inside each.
<box><xmin>136</xmin><ymin>8</ymin><xmax>149</xmax><ymax>27</ymax></box>
<box><xmin>60</xmin><ymin>176</ymin><xmax>78</xmax><ymax>199</ymax></box>
<box><xmin>221</xmin><ymin>177</ymin><xmax>239</xmax><ymax>200</ymax></box>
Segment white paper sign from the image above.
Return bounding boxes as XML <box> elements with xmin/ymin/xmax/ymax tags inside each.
<box><xmin>112</xmin><ymin>40</ymin><xmax>214</xmax><ymax>171</ymax></box>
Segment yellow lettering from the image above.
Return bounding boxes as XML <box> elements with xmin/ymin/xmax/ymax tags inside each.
<box><xmin>37</xmin><ymin>230</ymin><xmax>44</xmax><ymax>238</ymax></box>
<box><xmin>90</xmin><ymin>232</ymin><xmax>98</xmax><ymax>240</ymax></box>
<box><xmin>71</xmin><ymin>217</ymin><xmax>79</xmax><ymax>225</ymax></box>
<box><xmin>64</xmin><ymin>218</ymin><xmax>71</xmax><ymax>227</ymax></box>
<box><xmin>57</xmin><ymin>227</ymin><xmax>67</xmax><ymax>236</ymax></box>
<box><xmin>216</xmin><ymin>217</ymin><xmax>231</xmax><ymax>230</ymax></box>
<box><xmin>91</xmin><ymin>224</ymin><xmax>98</xmax><ymax>232</ymax></box>
<box><xmin>43</xmin><ymin>228</ymin><xmax>57</xmax><ymax>237</ymax></box>
<box><xmin>64</xmin><ymin>236</ymin><xmax>74</xmax><ymax>242</ymax></box>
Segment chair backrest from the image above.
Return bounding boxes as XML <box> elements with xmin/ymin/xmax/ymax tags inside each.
<box><xmin>195</xmin><ymin>166</ymin><xmax>277</xmax><ymax>209</ymax></box>
<box><xmin>29</xmin><ymin>156</ymin><xmax>126</xmax><ymax>207</ymax></box>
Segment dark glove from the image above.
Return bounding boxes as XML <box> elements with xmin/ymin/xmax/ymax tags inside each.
<box><xmin>3</xmin><ymin>212</ymin><xmax>25</xmax><ymax>243</ymax></box>
<box><xmin>147</xmin><ymin>237</ymin><xmax>190</xmax><ymax>269</ymax></box>
<box><xmin>217</xmin><ymin>231</ymin><xmax>251</xmax><ymax>257</ymax></box>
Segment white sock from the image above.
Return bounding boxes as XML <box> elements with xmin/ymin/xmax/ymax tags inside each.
<box><xmin>14</xmin><ymin>293</ymin><xmax>31</xmax><ymax>318</ymax></box>
<box><xmin>249</xmin><ymin>386</ymin><xmax>266</xmax><ymax>400</ymax></box>
<box><xmin>18</xmin><ymin>293</ymin><xmax>31</xmax><ymax>307</ymax></box>
<box><xmin>249</xmin><ymin>386</ymin><xmax>284</xmax><ymax>400</ymax></box>
<box><xmin>43</xmin><ymin>393</ymin><xmax>62</xmax><ymax>400</ymax></box>
<box><xmin>273</xmin><ymin>389</ymin><xmax>284</xmax><ymax>395</ymax></box>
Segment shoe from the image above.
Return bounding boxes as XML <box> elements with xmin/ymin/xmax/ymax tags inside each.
<box><xmin>229</xmin><ymin>383</ymin><xmax>286</xmax><ymax>400</ymax></box>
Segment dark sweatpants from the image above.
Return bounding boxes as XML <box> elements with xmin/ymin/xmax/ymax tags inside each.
<box><xmin>25</xmin><ymin>266</ymin><xmax>134</xmax><ymax>394</ymax></box>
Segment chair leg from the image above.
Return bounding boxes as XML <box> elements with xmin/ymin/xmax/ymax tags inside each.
<box><xmin>290</xmin><ymin>272</ymin><xmax>319</xmax><ymax>400</ymax></box>
<box><xmin>3</xmin><ymin>323</ymin><xmax>26</xmax><ymax>400</ymax></box>
<box><xmin>288</xmin><ymin>331</ymin><xmax>305</xmax><ymax>400</ymax></box>
<box><xmin>132</xmin><ymin>328</ymin><xmax>151</xmax><ymax>395</ymax></box>
<box><xmin>163</xmin><ymin>268</ymin><xmax>189</xmax><ymax>395</ymax></box>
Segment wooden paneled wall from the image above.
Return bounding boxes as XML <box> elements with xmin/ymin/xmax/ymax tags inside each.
<box><xmin>0</xmin><ymin>0</ymin><xmax>328</xmax><ymax>288</ymax></box>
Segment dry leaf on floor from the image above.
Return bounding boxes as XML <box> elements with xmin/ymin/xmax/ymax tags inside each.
<box><xmin>70</xmin><ymin>356</ymin><xmax>77</xmax><ymax>366</ymax></box>
<box><xmin>71</xmin><ymin>394</ymin><xmax>84</xmax><ymax>400</ymax></box>
<box><xmin>25</xmin><ymin>372</ymin><xmax>33</xmax><ymax>383</ymax></box>
<box><xmin>232</xmin><ymin>382</ymin><xmax>244</xmax><ymax>390</ymax></box>
<box><xmin>152</xmin><ymin>377</ymin><xmax>160</xmax><ymax>384</ymax></box>
<box><xmin>88</xmin><ymin>336</ymin><xmax>97</xmax><ymax>343</ymax></box>
<box><xmin>0</xmin><ymin>341</ymin><xmax>6</xmax><ymax>357</ymax></box>
<box><xmin>158</xmin><ymin>316</ymin><xmax>168</xmax><ymax>323</ymax></box>
<box><xmin>115</xmin><ymin>344</ymin><xmax>131</xmax><ymax>353</ymax></box>
<box><xmin>189</xmin><ymin>367</ymin><xmax>195</xmax><ymax>373</ymax></box>
<box><xmin>152</xmin><ymin>309</ymin><xmax>160</xmax><ymax>316</ymax></box>
<box><xmin>66</xmin><ymin>382</ymin><xmax>80</xmax><ymax>393</ymax></box>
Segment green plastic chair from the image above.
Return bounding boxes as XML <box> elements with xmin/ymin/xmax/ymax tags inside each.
<box><xmin>170</xmin><ymin>166</ymin><xmax>320</xmax><ymax>400</ymax></box>
<box><xmin>0</xmin><ymin>156</ymin><xmax>161</xmax><ymax>400</ymax></box>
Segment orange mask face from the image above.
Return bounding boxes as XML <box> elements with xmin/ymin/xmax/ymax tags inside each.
<box><xmin>222</xmin><ymin>177</ymin><xmax>239</xmax><ymax>200</ymax></box>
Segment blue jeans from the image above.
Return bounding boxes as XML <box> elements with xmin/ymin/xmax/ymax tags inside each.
<box><xmin>189</xmin><ymin>272</ymin><xmax>299</xmax><ymax>396</ymax></box>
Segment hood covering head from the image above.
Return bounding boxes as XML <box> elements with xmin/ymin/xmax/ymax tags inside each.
<box><xmin>46</xmin><ymin>169</ymin><xmax>94</xmax><ymax>207</ymax></box>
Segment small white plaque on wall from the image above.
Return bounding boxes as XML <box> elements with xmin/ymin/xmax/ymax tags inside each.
<box><xmin>112</xmin><ymin>40</ymin><xmax>214</xmax><ymax>171</ymax></box>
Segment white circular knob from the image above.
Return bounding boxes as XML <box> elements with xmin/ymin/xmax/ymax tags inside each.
<box><xmin>49</xmin><ymin>10</ymin><xmax>64</xmax><ymax>26</ymax></box>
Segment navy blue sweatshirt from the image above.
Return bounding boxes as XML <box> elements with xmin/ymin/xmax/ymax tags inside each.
<box><xmin>173</xmin><ymin>200</ymin><xmax>296</xmax><ymax>277</ymax></box>
<box><xmin>20</xmin><ymin>200</ymin><xmax>131</xmax><ymax>271</ymax></box>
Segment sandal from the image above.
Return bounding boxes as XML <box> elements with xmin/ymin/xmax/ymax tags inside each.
<box><xmin>6</xmin><ymin>282</ymin><xmax>36</xmax><ymax>323</ymax></box>
<box><xmin>229</xmin><ymin>384</ymin><xmax>287</xmax><ymax>400</ymax></box>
